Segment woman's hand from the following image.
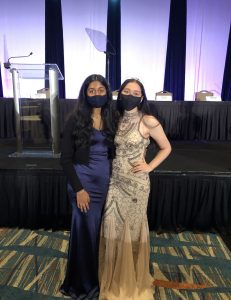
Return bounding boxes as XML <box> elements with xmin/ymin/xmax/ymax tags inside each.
<box><xmin>76</xmin><ymin>189</ymin><xmax>90</xmax><ymax>213</ymax></box>
<box><xmin>131</xmin><ymin>161</ymin><xmax>152</xmax><ymax>174</ymax></box>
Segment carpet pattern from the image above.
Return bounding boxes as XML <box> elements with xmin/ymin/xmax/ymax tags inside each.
<box><xmin>150</xmin><ymin>232</ymin><xmax>231</xmax><ymax>299</ymax></box>
<box><xmin>0</xmin><ymin>228</ymin><xmax>230</xmax><ymax>299</ymax></box>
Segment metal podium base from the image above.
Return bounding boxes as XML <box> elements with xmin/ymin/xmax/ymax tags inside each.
<box><xmin>8</xmin><ymin>150</ymin><xmax>60</xmax><ymax>158</ymax></box>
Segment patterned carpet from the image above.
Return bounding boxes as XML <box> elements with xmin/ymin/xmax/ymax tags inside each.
<box><xmin>0</xmin><ymin>228</ymin><xmax>231</xmax><ymax>299</ymax></box>
<box><xmin>150</xmin><ymin>232</ymin><xmax>231</xmax><ymax>299</ymax></box>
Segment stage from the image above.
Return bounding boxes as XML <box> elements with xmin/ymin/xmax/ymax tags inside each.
<box><xmin>0</xmin><ymin>138</ymin><xmax>230</xmax><ymax>233</ymax></box>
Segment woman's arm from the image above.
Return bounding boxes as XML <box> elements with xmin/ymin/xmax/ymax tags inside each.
<box><xmin>60</xmin><ymin>116</ymin><xmax>84</xmax><ymax>192</ymax></box>
<box><xmin>60</xmin><ymin>116</ymin><xmax>90</xmax><ymax>212</ymax></box>
<box><xmin>132</xmin><ymin>115</ymin><xmax>171</xmax><ymax>173</ymax></box>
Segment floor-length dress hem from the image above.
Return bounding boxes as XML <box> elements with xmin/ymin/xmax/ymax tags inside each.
<box><xmin>99</xmin><ymin>217</ymin><xmax>154</xmax><ymax>300</ymax></box>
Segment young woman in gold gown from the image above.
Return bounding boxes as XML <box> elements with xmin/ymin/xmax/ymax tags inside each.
<box><xmin>99</xmin><ymin>78</ymin><xmax>172</xmax><ymax>300</ymax></box>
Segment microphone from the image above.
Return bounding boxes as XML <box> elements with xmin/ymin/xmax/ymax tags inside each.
<box><xmin>4</xmin><ymin>52</ymin><xmax>33</xmax><ymax>69</ymax></box>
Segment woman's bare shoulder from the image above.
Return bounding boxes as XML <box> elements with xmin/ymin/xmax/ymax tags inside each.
<box><xmin>142</xmin><ymin>114</ymin><xmax>160</xmax><ymax>128</ymax></box>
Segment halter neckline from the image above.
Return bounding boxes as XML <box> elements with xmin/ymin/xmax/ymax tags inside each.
<box><xmin>123</xmin><ymin>109</ymin><xmax>140</xmax><ymax>118</ymax></box>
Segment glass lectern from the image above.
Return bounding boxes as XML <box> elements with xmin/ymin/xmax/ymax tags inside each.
<box><xmin>8</xmin><ymin>63</ymin><xmax>64</xmax><ymax>157</ymax></box>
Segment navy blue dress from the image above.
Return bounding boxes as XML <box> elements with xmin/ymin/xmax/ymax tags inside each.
<box><xmin>60</xmin><ymin>129</ymin><xmax>110</xmax><ymax>299</ymax></box>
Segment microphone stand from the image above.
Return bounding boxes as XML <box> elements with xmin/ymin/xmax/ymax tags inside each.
<box><xmin>104</xmin><ymin>51</ymin><xmax>111</xmax><ymax>83</ymax></box>
<box><xmin>4</xmin><ymin>52</ymin><xmax>33</xmax><ymax>69</ymax></box>
<box><xmin>104</xmin><ymin>39</ymin><xmax>116</xmax><ymax>85</ymax></box>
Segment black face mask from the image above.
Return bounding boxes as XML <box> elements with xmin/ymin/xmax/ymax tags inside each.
<box><xmin>86</xmin><ymin>95</ymin><xmax>108</xmax><ymax>108</ymax></box>
<box><xmin>119</xmin><ymin>94</ymin><xmax>142</xmax><ymax>111</ymax></box>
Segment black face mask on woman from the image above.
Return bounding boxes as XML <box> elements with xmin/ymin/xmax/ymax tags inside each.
<box><xmin>86</xmin><ymin>95</ymin><xmax>108</xmax><ymax>108</ymax></box>
<box><xmin>119</xmin><ymin>94</ymin><xmax>142</xmax><ymax>111</ymax></box>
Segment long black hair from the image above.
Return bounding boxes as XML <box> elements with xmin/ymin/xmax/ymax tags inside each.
<box><xmin>117</xmin><ymin>78</ymin><xmax>151</xmax><ymax>115</ymax></box>
<box><xmin>72</xmin><ymin>74</ymin><xmax>117</xmax><ymax>148</ymax></box>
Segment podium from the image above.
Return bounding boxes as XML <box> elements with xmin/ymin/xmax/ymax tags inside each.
<box><xmin>8</xmin><ymin>63</ymin><xmax>64</xmax><ymax>157</ymax></box>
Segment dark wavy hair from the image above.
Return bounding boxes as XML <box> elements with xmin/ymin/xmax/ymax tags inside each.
<box><xmin>117</xmin><ymin>78</ymin><xmax>151</xmax><ymax>115</ymax></box>
<box><xmin>72</xmin><ymin>74</ymin><xmax>117</xmax><ymax>148</ymax></box>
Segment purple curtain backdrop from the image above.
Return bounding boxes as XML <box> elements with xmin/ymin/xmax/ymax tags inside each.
<box><xmin>0</xmin><ymin>0</ymin><xmax>230</xmax><ymax>100</ymax></box>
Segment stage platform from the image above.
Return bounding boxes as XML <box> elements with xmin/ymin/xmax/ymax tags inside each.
<box><xmin>0</xmin><ymin>139</ymin><xmax>230</xmax><ymax>233</ymax></box>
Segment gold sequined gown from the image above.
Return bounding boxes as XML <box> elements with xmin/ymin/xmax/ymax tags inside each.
<box><xmin>99</xmin><ymin>110</ymin><xmax>153</xmax><ymax>300</ymax></box>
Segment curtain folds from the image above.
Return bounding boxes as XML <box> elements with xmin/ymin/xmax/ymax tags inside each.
<box><xmin>1</xmin><ymin>1</ymin><xmax>230</xmax><ymax>100</ymax></box>
<box><xmin>106</xmin><ymin>0</ymin><xmax>121</xmax><ymax>91</ymax></box>
<box><xmin>0</xmin><ymin>64</ymin><xmax>3</xmax><ymax>97</ymax></box>
<box><xmin>222</xmin><ymin>23</ymin><xmax>231</xmax><ymax>101</ymax></box>
<box><xmin>184</xmin><ymin>0</ymin><xmax>231</xmax><ymax>101</ymax></box>
<box><xmin>120</xmin><ymin>0</ymin><xmax>170</xmax><ymax>100</ymax></box>
<box><xmin>0</xmin><ymin>170</ymin><xmax>230</xmax><ymax>232</ymax></box>
<box><xmin>164</xmin><ymin>0</ymin><xmax>187</xmax><ymax>101</ymax></box>
<box><xmin>0</xmin><ymin>171</ymin><xmax>71</xmax><ymax>229</ymax></box>
<box><xmin>45</xmin><ymin>0</ymin><xmax>65</xmax><ymax>98</ymax></box>
<box><xmin>147</xmin><ymin>173</ymin><xmax>231</xmax><ymax>233</ymax></box>
<box><xmin>1</xmin><ymin>99</ymin><xmax>231</xmax><ymax>141</ymax></box>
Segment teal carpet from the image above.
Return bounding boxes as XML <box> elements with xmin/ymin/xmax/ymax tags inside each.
<box><xmin>0</xmin><ymin>228</ymin><xmax>231</xmax><ymax>299</ymax></box>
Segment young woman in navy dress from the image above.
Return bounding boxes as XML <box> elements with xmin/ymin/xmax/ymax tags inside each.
<box><xmin>60</xmin><ymin>74</ymin><xmax>117</xmax><ymax>299</ymax></box>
